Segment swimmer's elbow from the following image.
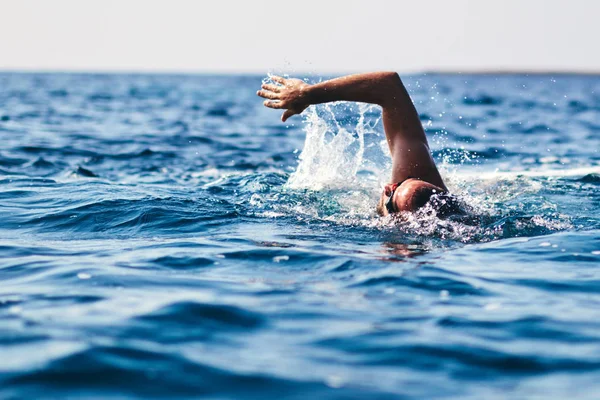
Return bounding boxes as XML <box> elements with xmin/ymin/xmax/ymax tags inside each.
<box><xmin>378</xmin><ymin>72</ymin><xmax>406</xmax><ymax>107</ymax></box>
<box><xmin>379</xmin><ymin>72</ymin><xmax>402</xmax><ymax>89</ymax></box>
<box><xmin>380</xmin><ymin>71</ymin><xmax>401</xmax><ymax>82</ymax></box>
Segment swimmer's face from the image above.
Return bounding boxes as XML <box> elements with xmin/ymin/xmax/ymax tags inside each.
<box><xmin>376</xmin><ymin>182</ymin><xmax>401</xmax><ymax>216</ymax></box>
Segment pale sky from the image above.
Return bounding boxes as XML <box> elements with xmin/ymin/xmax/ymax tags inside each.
<box><xmin>1</xmin><ymin>0</ymin><xmax>598</xmax><ymax>74</ymax></box>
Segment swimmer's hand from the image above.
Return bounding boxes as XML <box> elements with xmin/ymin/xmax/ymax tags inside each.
<box><xmin>257</xmin><ymin>76</ymin><xmax>310</xmax><ymax>122</ymax></box>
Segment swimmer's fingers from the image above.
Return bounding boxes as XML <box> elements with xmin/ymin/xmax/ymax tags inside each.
<box><xmin>283</xmin><ymin>104</ymin><xmax>308</xmax><ymax>122</ymax></box>
<box><xmin>270</xmin><ymin>76</ymin><xmax>287</xmax><ymax>85</ymax></box>
<box><xmin>257</xmin><ymin>90</ymin><xmax>280</xmax><ymax>100</ymax></box>
<box><xmin>281</xmin><ymin>109</ymin><xmax>296</xmax><ymax>122</ymax></box>
<box><xmin>263</xmin><ymin>100</ymin><xmax>285</xmax><ymax>109</ymax></box>
<box><xmin>261</xmin><ymin>83</ymin><xmax>281</xmax><ymax>92</ymax></box>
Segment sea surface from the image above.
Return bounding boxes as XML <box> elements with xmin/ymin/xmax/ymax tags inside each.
<box><xmin>0</xmin><ymin>72</ymin><xmax>599</xmax><ymax>399</ymax></box>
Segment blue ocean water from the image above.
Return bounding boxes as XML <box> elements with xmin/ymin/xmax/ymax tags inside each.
<box><xmin>0</xmin><ymin>72</ymin><xmax>599</xmax><ymax>399</ymax></box>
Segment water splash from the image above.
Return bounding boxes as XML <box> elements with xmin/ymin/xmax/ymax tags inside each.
<box><xmin>276</xmin><ymin>101</ymin><xmax>573</xmax><ymax>243</ymax></box>
<box><xmin>286</xmin><ymin>102</ymin><xmax>386</xmax><ymax>191</ymax></box>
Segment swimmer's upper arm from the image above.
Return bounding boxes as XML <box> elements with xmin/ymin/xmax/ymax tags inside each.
<box><xmin>377</xmin><ymin>73</ymin><xmax>429</xmax><ymax>153</ymax></box>
<box><xmin>377</xmin><ymin>75</ymin><xmax>445</xmax><ymax>188</ymax></box>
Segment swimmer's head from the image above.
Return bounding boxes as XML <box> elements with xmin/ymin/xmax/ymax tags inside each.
<box><xmin>376</xmin><ymin>179</ymin><xmax>445</xmax><ymax>216</ymax></box>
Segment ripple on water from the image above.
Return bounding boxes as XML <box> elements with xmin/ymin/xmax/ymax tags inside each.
<box><xmin>120</xmin><ymin>301</ymin><xmax>266</xmax><ymax>344</ymax></box>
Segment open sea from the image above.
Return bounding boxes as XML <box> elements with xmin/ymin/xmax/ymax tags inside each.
<box><xmin>0</xmin><ymin>72</ymin><xmax>599</xmax><ymax>399</ymax></box>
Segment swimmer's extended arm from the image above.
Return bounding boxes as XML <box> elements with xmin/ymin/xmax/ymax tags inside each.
<box><xmin>257</xmin><ymin>72</ymin><xmax>446</xmax><ymax>188</ymax></box>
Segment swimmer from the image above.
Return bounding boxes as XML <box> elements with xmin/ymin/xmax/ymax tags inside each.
<box><xmin>257</xmin><ymin>72</ymin><xmax>458</xmax><ymax>216</ymax></box>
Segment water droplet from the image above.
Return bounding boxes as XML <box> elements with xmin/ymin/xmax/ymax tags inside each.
<box><xmin>325</xmin><ymin>375</ymin><xmax>345</xmax><ymax>388</ymax></box>
<box><xmin>484</xmin><ymin>303</ymin><xmax>501</xmax><ymax>311</ymax></box>
<box><xmin>8</xmin><ymin>306</ymin><xmax>22</xmax><ymax>314</ymax></box>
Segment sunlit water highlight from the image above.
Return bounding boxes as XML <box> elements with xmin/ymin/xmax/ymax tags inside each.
<box><xmin>0</xmin><ymin>72</ymin><xmax>599</xmax><ymax>399</ymax></box>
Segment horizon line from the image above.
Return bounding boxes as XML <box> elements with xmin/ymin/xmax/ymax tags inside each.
<box><xmin>0</xmin><ymin>67</ymin><xmax>599</xmax><ymax>76</ymax></box>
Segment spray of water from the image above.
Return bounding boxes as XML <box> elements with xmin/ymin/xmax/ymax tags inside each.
<box><xmin>260</xmin><ymin>101</ymin><xmax>574</xmax><ymax>243</ymax></box>
<box><xmin>286</xmin><ymin>102</ymin><xmax>386</xmax><ymax>191</ymax></box>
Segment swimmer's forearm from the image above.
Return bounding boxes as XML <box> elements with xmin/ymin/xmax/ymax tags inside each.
<box><xmin>258</xmin><ymin>72</ymin><xmax>422</xmax><ymax>135</ymax></box>
<box><xmin>305</xmin><ymin>72</ymin><xmax>411</xmax><ymax>108</ymax></box>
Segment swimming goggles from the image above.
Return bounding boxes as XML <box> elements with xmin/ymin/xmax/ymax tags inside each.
<box><xmin>385</xmin><ymin>181</ymin><xmax>402</xmax><ymax>214</ymax></box>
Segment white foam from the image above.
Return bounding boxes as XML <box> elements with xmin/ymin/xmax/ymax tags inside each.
<box><xmin>458</xmin><ymin>166</ymin><xmax>600</xmax><ymax>181</ymax></box>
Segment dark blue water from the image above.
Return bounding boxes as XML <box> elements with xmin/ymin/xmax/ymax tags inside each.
<box><xmin>1</xmin><ymin>72</ymin><xmax>599</xmax><ymax>399</ymax></box>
